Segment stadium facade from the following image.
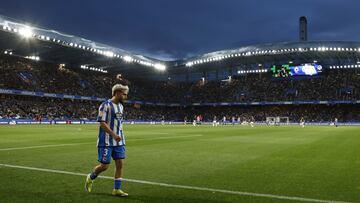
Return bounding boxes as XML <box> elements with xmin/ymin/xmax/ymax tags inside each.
<box><xmin>1</xmin><ymin>14</ymin><xmax>360</xmax><ymax>124</ymax></box>
<box><xmin>1</xmin><ymin>14</ymin><xmax>360</xmax><ymax>82</ymax></box>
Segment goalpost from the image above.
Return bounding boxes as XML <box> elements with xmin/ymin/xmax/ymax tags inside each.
<box><xmin>266</xmin><ymin>117</ymin><xmax>289</xmax><ymax>125</ymax></box>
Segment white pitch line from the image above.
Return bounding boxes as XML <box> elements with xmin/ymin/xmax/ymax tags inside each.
<box><xmin>0</xmin><ymin>142</ymin><xmax>93</xmax><ymax>151</ymax></box>
<box><xmin>0</xmin><ymin>163</ymin><xmax>353</xmax><ymax>203</ymax></box>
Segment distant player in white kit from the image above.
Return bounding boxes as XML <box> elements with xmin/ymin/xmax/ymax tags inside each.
<box><xmin>250</xmin><ymin>116</ymin><xmax>255</xmax><ymax>127</ymax></box>
<box><xmin>213</xmin><ymin>116</ymin><xmax>218</xmax><ymax>126</ymax></box>
<box><xmin>334</xmin><ymin>118</ymin><xmax>338</xmax><ymax>127</ymax></box>
<box><xmin>300</xmin><ymin>117</ymin><xmax>305</xmax><ymax>128</ymax></box>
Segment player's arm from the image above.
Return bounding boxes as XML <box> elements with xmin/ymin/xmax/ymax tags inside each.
<box><xmin>100</xmin><ymin>121</ymin><xmax>121</xmax><ymax>142</ymax></box>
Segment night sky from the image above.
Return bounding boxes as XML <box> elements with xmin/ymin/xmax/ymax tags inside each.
<box><xmin>0</xmin><ymin>0</ymin><xmax>359</xmax><ymax>60</ymax></box>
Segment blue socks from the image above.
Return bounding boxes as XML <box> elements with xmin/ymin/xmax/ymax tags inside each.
<box><xmin>114</xmin><ymin>178</ymin><xmax>122</xmax><ymax>189</ymax></box>
<box><xmin>90</xmin><ymin>172</ymin><xmax>98</xmax><ymax>180</ymax></box>
<box><xmin>90</xmin><ymin>172</ymin><xmax>123</xmax><ymax>190</ymax></box>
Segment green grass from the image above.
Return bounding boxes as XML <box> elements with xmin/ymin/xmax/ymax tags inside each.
<box><xmin>1</xmin><ymin>124</ymin><xmax>360</xmax><ymax>203</ymax></box>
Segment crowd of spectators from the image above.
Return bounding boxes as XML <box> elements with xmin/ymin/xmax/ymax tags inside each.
<box><xmin>0</xmin><ymin>95</ymin><xmax>98</xmax><ymax>121</ymax></box>
<box><xmin>1</xmin><ymin>55</ymin><xmax>360</xmax><ymax>122</ymax></box>
<box><xmin>1</xmin><ymin>55</ymin><xmax>360</xmax><ymax>103</ymax></box>
<box><xmin>1</xmin><ymin>94</ymin><xmax>359</xmax><ymax>123</ymax></box>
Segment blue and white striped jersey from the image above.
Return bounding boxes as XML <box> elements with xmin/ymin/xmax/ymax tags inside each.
<box><xmin>97</xmin><ymin>99</ymin><xmax>125</xmax><ymax>147</ymax></box>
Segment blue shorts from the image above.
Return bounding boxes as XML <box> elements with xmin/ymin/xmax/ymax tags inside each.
<box><xmin>98</xmin><ymin>146</ymin><xmax>126</xmax><ymax>164</ymax></box>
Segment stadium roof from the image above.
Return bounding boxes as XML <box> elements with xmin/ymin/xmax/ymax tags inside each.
<box><xmin>1</xmin><ymin>14</ymin><xmax>360</xmax><ymax>79</ymax></box>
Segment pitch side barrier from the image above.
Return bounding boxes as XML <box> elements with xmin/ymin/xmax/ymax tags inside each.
<box><xmin>1</xmin><ymin>119</ymin><xmax>360</xmax><ymax>126</ymax></box>
<box><xmin>2</xmin><ymin>88</ymin><xmax>360</xmax><ymax>107</ymax></box>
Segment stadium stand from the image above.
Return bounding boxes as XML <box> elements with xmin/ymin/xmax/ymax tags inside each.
<box><xmin>1</xmin><ymin>55</ymin><xmax>360</xmax><ymax>103</ymax></box>
<box><xmin>1</xmin><ymin>54</ymin><xmax>360</xmax><ymax>123</ymax></box>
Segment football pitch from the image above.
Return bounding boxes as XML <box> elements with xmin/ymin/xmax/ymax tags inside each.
<box><xmin>0</xmin><ymin>124</ymin><xmax>359</xmax><ymax>203</ymax></box>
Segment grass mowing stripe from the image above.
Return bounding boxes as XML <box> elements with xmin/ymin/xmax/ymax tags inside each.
<box><xmin>129</xmin><ymin>134</ymin><xmax>203</xmax><ymax>141</ymax></box>
<box><xmin>0</xmin><ymin>135</ymin><xmax>203</xmax><ymax>151</ymax></box>
<box><xmin>0</xmin><ymin>142</ymin><xmax>94</xmax><ymax>151</ymax></box>
<box><xmin>0</xmin><ymin>163</ymin><xmax>353</xmax><ymax>203</ymax></box>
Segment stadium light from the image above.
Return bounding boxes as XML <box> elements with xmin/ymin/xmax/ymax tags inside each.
<box><xmin>19</xmin><ymin>27</ymin><xmax>33</xmax><ymax>38</ymax></box>
<box><xmin>104</xmin><ymin>51</ymin><xmax>115</xmax><ymax>58</ymax></box>
<box><xmin>154</xmin><ymin>63</ymin><xmax>166</xmax><ymax>71</ymax></box>
<box><xmin>123</xmin><ymin>55</ymin><xmax>133</xmax><ymax>62</ymax></box>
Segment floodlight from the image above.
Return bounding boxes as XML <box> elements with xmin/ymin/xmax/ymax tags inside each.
<box><xmin>154</xmin><ymin>63</ymin><xmax>166</xmax><ymax>71</ymax></box>
<box><xmin>123</xmin><ymin>55</ymin><xmax>133</xmax><ymax>62</ymax></box>
<box><xmin>104</xmin><ymin>51</ymin><xmax>114</xmax><ymax>57</ymax></box>
<box><xmin>19</xmin><ymin>27</ymin><xmax>33</xmax><ymax>38</ymax></box>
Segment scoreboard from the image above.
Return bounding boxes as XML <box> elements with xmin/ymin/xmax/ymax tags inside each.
<box><xmin>271</xmin><ymin>63</ymin><xmax>322</xmax><ymax>77</ymax></box>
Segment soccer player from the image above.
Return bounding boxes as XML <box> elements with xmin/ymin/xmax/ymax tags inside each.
<box><xmin>250</xmin><ymin>116</ymin><xmax>255</xmax><ymax>127</ymax></box>
<box><xmin>300</xmin><ymin>117</ymin><xmax>305</xmax><ymax>128</ymax></box>
<box><xmin>85</xmin><ymin>82</ymin><xmax>129</xmax><ymax>197</ymax></box>
<box><xmin>222</xmin><ymin>116</ymin><xmax>227</xmax><ymax>125</ymax></box>
<box><xmin>161</xmin><ymin>115</ymin><xmax>165</xmax><ymax>125</ymax></box>
<box><xmin>212</xmin><ymin>116</ymin><xmax>218</xmax><ymax>126</ymax></box>
<box><xmin>334</xmin><ymin>117</ymin><xmax>338</xmax><ymax>127</ymax></box>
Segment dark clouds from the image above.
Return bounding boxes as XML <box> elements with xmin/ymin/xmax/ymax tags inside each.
<box><xmin>0</xmin><ymin>0</ymin><xmax>359</xmax><ymax>60</ymax></box>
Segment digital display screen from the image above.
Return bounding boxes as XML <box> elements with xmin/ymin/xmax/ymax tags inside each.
<box><xmin>271</xmin><ymin>63</ymin><xmax>322</xmax><ymax>77</ymax></box>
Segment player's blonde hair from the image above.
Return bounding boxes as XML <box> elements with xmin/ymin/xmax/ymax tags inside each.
<box><xmin>112</xmin><ymin>84</ymin><xmax>129</xmax><ymax>96</ymax></box>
